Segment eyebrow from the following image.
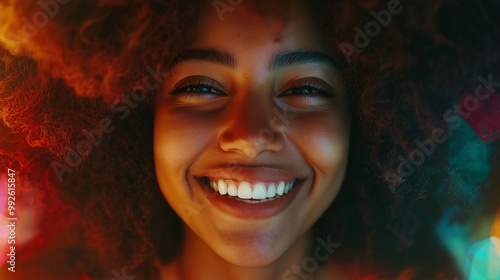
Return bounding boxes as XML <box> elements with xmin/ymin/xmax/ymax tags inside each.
<box><xmin>170</xmin><ymin>48</ymin><xmax>338</xmax><ymax>71</ymax></box>
<box><xmin>170</xmin><ymin>48</ymin><xmax>236</xmax><ymax>69</ymax></box>
<box><xmin>269</xmin><ymin>50</ymin><xmax>339</xmax><ymax>71</ymax></box>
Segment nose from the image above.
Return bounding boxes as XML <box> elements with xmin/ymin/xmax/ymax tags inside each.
<box><xmin>218</xmin><ymin>92</ymin><xmax>285</xmax><ymax>158</ymax></box>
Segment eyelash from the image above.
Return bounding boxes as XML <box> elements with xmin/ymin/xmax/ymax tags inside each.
<box><xmin>278</xmin><ymin>82</ymin><xmax>334</xmax><ymax>99</ymax></box>
<box><xmin>168</xmin><ymin>79</ymin><xmax>334</xmax><ymax>99</ymax></box>
<box><xmin>168</xmin><ymin>78</ymin><xmax>225</xmax><ymax>97</ymax></box>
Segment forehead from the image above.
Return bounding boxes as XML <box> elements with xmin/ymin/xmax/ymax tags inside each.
<box><xmin>192</xmin><ymin>0</ymin><xmax>330</xmax><ymax>55</ymax></box>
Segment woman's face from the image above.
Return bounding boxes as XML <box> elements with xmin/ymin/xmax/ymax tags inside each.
<box><xmin>154</xmin><ymin>0</ymin><xmax>350</xmax><ymax>266</ymax></box>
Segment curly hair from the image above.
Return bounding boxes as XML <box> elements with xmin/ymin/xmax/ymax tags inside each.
<box><xmin>1</xmin><ymin>0</ymin><xmax>499</xmax><ymax>279</ymax></box>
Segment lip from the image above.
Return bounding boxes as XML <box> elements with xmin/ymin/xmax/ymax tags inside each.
<box><xmin>192</xmin><ymin>165</ymin><xmax>310</xmax><ymax>219</ymax></box>
<box><xmin>196</xmin><ymin>177</ymin><xmax>306</xmax><ymax>219</ymax></box>
<box><xmin>196</xmin><ymin>165</ymin><xmax>303</xmax><ymax>183</ymax></box>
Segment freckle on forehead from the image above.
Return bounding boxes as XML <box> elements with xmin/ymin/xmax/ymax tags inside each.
<box><xmin>270</xmin><ymin>20</ymin><xmax>286</xmax><ymax>43</ymax></box>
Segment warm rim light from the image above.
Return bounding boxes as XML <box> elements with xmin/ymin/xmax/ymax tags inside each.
<box><xmin>491</xmin><ymin>207</ymin><xmax>500</xmax><ymax>237</ymax></box>
<box><xmin>491</xmin><ymin>207</ymin><xmax>500</xmax><ymax>255</ymax></box>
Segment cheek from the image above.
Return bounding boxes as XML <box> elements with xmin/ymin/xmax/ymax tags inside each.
<box><xmin>153</xmin><ymin>109</ymin><xmax>214</xmax><ymax>200</ymax></box>
<box><xmin>154</xmin><ymin>109</ymin><xmax>213</xmax><ymax>165</ymax></box>
<box><xmin>287</xmin><ymin>109</ymin><xmax>350</xmax><ymax>222</ymax></box>
<box><xmin>288</xmin><ymin>110</ymin><xmax>350</xmax><ymax>175</ymax></box>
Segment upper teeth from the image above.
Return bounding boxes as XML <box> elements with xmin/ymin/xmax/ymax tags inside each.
<box><xmin>208</xmin><ymin>178</ymin><xmax>297</xmax><ymax>200</ymax></box>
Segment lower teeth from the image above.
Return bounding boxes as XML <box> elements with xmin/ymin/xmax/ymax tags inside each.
<box><xmin>232</xmin><ymin>195</ymin><xmax>282</xmax><ymax>203</ymax></box>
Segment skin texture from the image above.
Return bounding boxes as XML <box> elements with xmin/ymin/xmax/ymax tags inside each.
<box><xmin>154</xmin><ymin>1</ymin><xmax>350</xmax><ymax>279</ymax></box>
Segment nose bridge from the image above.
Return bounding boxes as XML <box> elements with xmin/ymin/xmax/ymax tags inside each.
<box><xmin>218</xmin><ymin>88</ymin><xmax>284</xmax><ymax>157</ymax></box>
<box><xmin>236</xmin><ymin>90</ymin><xmax>271</xmax><ymax>133</ymax></box>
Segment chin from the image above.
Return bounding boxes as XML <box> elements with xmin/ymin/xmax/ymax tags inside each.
<box><xmin>216</xmin><ymin>245</ymin><xmax>287</xmax><ymax>268</ymax></box>
<box><xmin>207</xmin><ymin>229</ymin><xmax>295</xmax><ymax>267</ymax></box>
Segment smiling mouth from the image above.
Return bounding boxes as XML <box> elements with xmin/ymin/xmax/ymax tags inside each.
<box><xmin>203</xmin><ymin>177</ymin><xmax>299</xmax><ymax>204</ymax></box>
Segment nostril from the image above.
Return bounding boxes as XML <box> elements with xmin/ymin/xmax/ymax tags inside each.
<box><xmin>219</xmin><ymin>132</ymin><xmax>284</xmax><ymax>157</ymax></box>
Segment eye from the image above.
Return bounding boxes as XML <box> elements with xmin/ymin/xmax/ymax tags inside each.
<box><xmin>168</xmin><ymin>76</ymin><xmax>227</xmax><ymax>99</ymax></box>
<box><xmin>277</xmin><ymin>78</ymin><xmax>335</xmax><ymax>100</ymax></box>
<box><xmin>281</xmin><ymin>86</ymin><xmax>328</xmax><ymax>97</ymax></box>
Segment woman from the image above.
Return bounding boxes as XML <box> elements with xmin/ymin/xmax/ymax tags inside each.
<box><xmin>154</xmin><ymin>1</ymin><xmax>351</xmax><ymax>279</ymax></box>
<box><xmin>0</xmin><ymin>0</ymin><xmax>499</xmax><ymax>279</ymax></box>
